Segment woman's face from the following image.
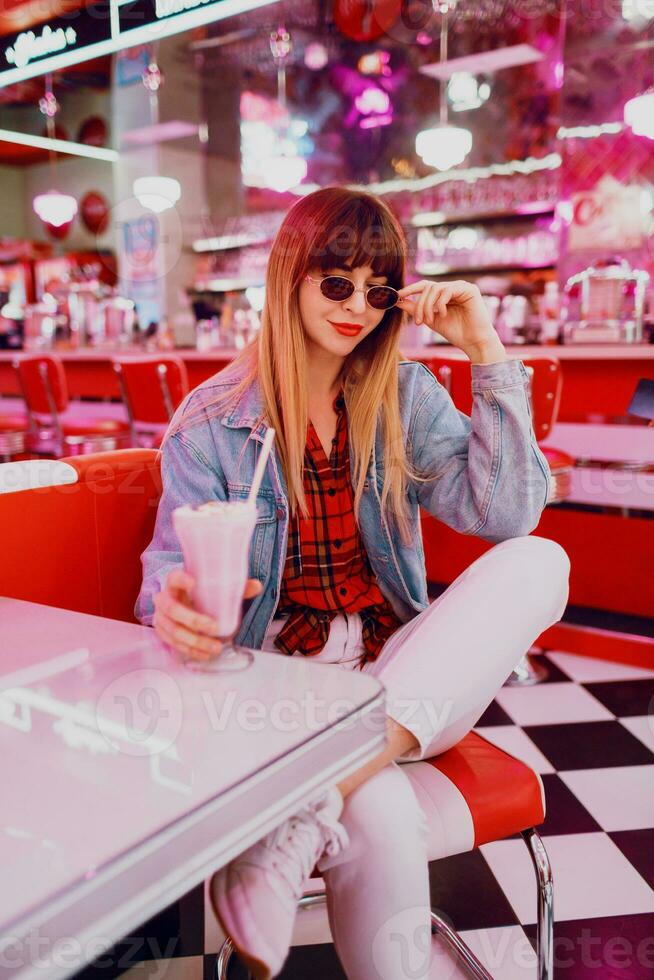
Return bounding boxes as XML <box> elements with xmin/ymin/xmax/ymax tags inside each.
<box><xmin>297</xmin><ymin>263</ymin><xmax>389</xmax><ymax>358</ymax></box>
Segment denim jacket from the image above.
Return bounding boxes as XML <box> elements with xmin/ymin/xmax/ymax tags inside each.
<box><xmin>135</xmin><ymin>356</ymin><xmax>551</xmax><ymax>647</ymax></box>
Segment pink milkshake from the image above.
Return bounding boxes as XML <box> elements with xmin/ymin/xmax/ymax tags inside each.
<box><xmin>171</xmin><ymin>427</ymin><xmax>276</xmax><ymax>673</ymax></box>
<box><xmin>172</xmin><ymin>499</ymin><xmax>258</xmax><ymax>671</ymax></box>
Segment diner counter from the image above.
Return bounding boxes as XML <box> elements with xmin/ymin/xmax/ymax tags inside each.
<box><xmin>1</xmin><ymin>343</ymin><xmax>653</xmax><ymax>422</ymax></box>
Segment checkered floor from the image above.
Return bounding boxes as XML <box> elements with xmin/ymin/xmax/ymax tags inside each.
<box><xmin>74</xmin><ymin>647</ymin><xmax>654</xmax><ymax>980</ymax></box>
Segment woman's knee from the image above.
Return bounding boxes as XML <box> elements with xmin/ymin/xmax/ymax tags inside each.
<box><xmin>499</xmin><ymin>535</ymin><xmax>570</xmax><ymax>622</ymax></box>
<box><xmin>522</xmin><ymin>536</ymin><xmax>570</xmax><ymax>595</ymax></box>
<box><xmin>340</xmin><ymin>765</ymin><xmax>428</xmax><ymax>855</ymax></box>
<box><xmin>491</xmin><ymin>535</ymin><xmax>569</xmax><ymax>585</ymax></box>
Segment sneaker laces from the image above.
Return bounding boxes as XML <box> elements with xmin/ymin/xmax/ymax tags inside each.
<box><xmin>310</xmin><ymin>788</ymin><xmax>349</xmax><ymax>858</ymax></box>
<box><xmin>264</xmin><ymin>818</ymin><xmax>323</xmax><ymax>896</ymax></box>
<box><xmin>259</xmin><ymin>789</ymin><xmax>349</xmax><ymax>896</ymax></box>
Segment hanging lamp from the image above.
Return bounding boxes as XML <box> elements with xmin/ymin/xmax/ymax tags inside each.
<box><xmin>416</xmin><ymin>1</ymin><xmax>473</xmax><ymax>171</ymax></box>
<box><xmin>32</xmin><ymin>76</ymin><xmax>78</xmax><ymax>228</ymax></box>
<box><xmin>261</xmin><ymin>26</ymin><xmax>307</xmax><ymax>193</ymax></box>
<box><xmin>624</xmin><ymin>89</ymin><xmax>654</xmax><ymax>140</ymax></box>
<box><xmin>133</xmin><ymin>58</ymin><xmax>182</xmax><ymax>213</ymax></box>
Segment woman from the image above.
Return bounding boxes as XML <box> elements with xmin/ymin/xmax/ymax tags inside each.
<box><xmin>136</xmin><ymin>186</ymin><xmax>569</xmax><ymax>980</ymax></box>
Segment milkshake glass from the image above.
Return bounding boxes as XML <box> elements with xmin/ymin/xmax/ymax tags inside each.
<box><xmin>172</xmin><ymin>499</ymin><xmax>258</xmax><ymax>672</ymax></box>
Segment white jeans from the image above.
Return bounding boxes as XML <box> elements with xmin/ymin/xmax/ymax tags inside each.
<box><xmin>262</xmin><ymin>535</ymin><xmax>571</xmax><ymax>980</ymax></box>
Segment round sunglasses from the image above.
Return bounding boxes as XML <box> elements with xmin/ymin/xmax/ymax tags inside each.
<box><xmin>304</xmin><ymin>274</ymin><xmax>400</xmax><ymax>311</ymax></box>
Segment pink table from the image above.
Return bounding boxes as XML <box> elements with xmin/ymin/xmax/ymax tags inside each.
<box><xmin>0</xmin><ymin>600</ymin><xmax>385</xmax><ymax>980</ymax></box>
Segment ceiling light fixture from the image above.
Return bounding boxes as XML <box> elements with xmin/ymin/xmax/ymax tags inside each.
<box><xmin>133</xmin><ymin>176</ymin><xmax>181</xmax><ymax>213</ymax></box>
<box><xmin>447</xmin><ymin>71</ymin><xmax>491</xmax><ymax>112</ymax></box>
<box><xmin>416</xmin><ymin>2</ymin><xmax>472</xmax><ymax>171</ymax></box>
<box><xmin>31</xmin><ymin>74</ymin><xmax>78</xmax><ymax>229</ymax></box>
<box><xmin>258</xmin><ymin>26</ymin><xmax>307</xmax><ymax>192</ymax></box>
<box><xmin>304</xmin><ymin>42</ymin><xmax>328</xmax><ymax>71</ymax></box>
<box><xmin>621</xmin><ymin>0</ymin><xmax>654</xmax><ymax>21</ymax></box>
<box><xmin>132</xmin><ymin>56</ymin><xmax>182</xmax><ymax>213</ymax></box>
<box><xmin>33</xmin><ymin>189</ymin><xmax>78</xmax><ymax>227</ymax></box>
<box><xmin>624</xmin><ymin>90</ymin><xmax>654</xmax><ymax>139</ymax></box>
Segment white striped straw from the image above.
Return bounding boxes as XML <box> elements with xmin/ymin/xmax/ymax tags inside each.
<box><xmin>248</xmin><ymin>427</ymin><xmax>276</xmax><ymax>506</ymax></box>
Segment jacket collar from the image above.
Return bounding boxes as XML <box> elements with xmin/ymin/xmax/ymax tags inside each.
<box><xmin>219</xmin><ymin>362</ymin><xmax>267</xmax><ymax>436</ymax></box>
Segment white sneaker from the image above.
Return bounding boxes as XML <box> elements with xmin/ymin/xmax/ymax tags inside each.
<box><xmin>210</xmin><ymin>786</ymin><xmax>348</xmax><ymax>979</ymax></box>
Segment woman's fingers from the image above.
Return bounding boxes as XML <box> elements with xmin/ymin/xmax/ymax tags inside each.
<box><xmin>154</xmin><ymin>607</ymin><xmax>223</xmax><ymax>659</ymax></box>
<box><xmin>397</xmin><ymin>295</ymin><xmax>415</xmax><ymax>314</ymax></box>
<box><xmin>153</xmin><ymin>572</ymin><xmax>265</xmax><ymax>661</ymax></box>
<box><xmin>396</xmin><ymin>280</ymin><xmax>433</xmax><ymax>299</ymax></box>
<box><xmin>167</xmin><ymin>568</ymin><xmax>196</xmax><ymax>601</ymax></box>
<box><xmin>155</xmin><ymin>585</ymin><xmax>220</xmax><ymax>636</ymax></box>
<box><xmin>415</xmin><ymin>284</ymin><xmax>438</xmax><ymax>326</ymax></box>
<box><xmin>243</xmin><ymin>578</ymin><xmax>263</xmax><ymax>600</ymax></box>
<box><xmin>437</xmin><ymin>285</ymin><xmax>453</xmax><ymax>319</ymax></box>
<box><xmin>155</xmin><ymin>613</ymin><xmax>208</xmax><ymax>661</ymax></box>
<box><xmin>415</xmin><ymin>288</ymin><xmax>427</xmax><ymax>325</ymax></box>
<box><xmin>419</xmin><ymin>284</ymin><xmax>441</xmax><ymax>326</ymax></box>
<box><xmin>157</xmin><ymin>623</ymin><xmax>211</xmax><ymax>663</ymax></box>
<box><xmin>397</xmin><ymin>280</ymin><xmax>466</xmax><ymax>320</ymax></box>
<box><xmin>400</xmin><ymin>282</ymin><xmax>457</xmax><ymax>326</ymax></box>
<box><xmin>396</xmin><ymin>284</ymin><xmax>423</xmax><ymax>316</ymax></box>
<box><xmin>155</xmin><ymin>605</ymin><xmax>220</xmax><ymax>653</ymax></box>
<box><xmin>399</xmin><ymin>281</ymin><xmax>442</xmax><ymax>325</ymax></box>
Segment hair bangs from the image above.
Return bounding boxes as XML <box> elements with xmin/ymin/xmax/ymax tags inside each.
<box><xmin>307</xmin><ymin>193</ymin><xmax>405</xmax><ymax>289</ymax></box>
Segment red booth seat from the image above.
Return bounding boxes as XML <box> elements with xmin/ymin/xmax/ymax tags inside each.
<box><xmin>0</xmin><ymin>448</ymin><xmax>161</xmax><ymax>622</ymax></box>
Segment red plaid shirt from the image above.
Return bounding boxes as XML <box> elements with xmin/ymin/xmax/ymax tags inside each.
<box><xmin>273</xmin><ymin>390</ymin><xmax>403</xmax><ymax>666</ymax></box>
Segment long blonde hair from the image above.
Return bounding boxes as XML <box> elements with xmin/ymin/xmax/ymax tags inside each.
<box><xmin>168</xmin><ymin>186</ymin><xmax>427</xmax><ymax>545</ymax></box>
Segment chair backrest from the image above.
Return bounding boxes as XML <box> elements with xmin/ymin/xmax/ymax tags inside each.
<box><xmin>420</xmin><ymin>355</ymin><xmax>562</xmax><ymax>443</ymax></box>
<box><xmin>13</xmin><ymin>353</ymin><xmax>70</xmax><ymax>416</ymax></box>
<box><xmin>113</xmin><ymin>356</ymin><xmax>190</xmax><ymax>427</ymax></box>
<box><xmin>522</xmin><ymin>357</ymin><xmax>562</xmax><ymax>442</ymax></box>
<box><xmin>0</xmin><ymin>448</ymin><xmax>162</xmax><ymax>622</ymax></box>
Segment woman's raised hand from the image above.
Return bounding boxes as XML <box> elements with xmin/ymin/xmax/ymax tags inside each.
<box><xmin>153</xmin><ymin>568</ymin><xmax>263</xmax><ymax>663</ymax></box>
<box><xmin>396</xmin><ymin>279</ymin><xmax>502</xmax><ymax>360</ymax></box>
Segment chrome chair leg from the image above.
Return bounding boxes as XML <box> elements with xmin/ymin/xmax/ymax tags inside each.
<box><xmin>215</xmin><ymin>936</ymin><xmax>234</xmax><ymax>978</ymax></box>
<box><xmin>430</xmin><ymin>911</ymin><xmax>494</xmax><ymax>979</ymax></box>
<box><xmin>506</xmin><ymin>649</ymin><xmax>550</xmax><ymax>686</ymax></box>
<box><xmin>522</xmin><ymin>828</ymin><xmax>554</xmax><ymax>980</ymax></box>
<box><xmin>215</xmin><ymin>834</ymin><xmax>555</xmax><ymax>979</ymax></box>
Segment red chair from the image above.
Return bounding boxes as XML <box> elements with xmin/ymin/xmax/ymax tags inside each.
<box><xmin>0</xmin><ymin>447</ymin><xmax>555</xmax><ymax>980</ymax></box>
<box><xmin>13</xmin><ymin>353</ymin><xmax>131</xmax><ymax>457</ymax></box>
<box><xmin>113</xmin><ymin>355</ymin><xmax>189</xmax><ymax>448</ymax></box>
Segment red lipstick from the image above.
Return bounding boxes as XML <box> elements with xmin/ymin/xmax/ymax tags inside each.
<box><xmin>328</xmin><ymin>320</ymin><xmax>364</xmax><ymax>336</ymax></box>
